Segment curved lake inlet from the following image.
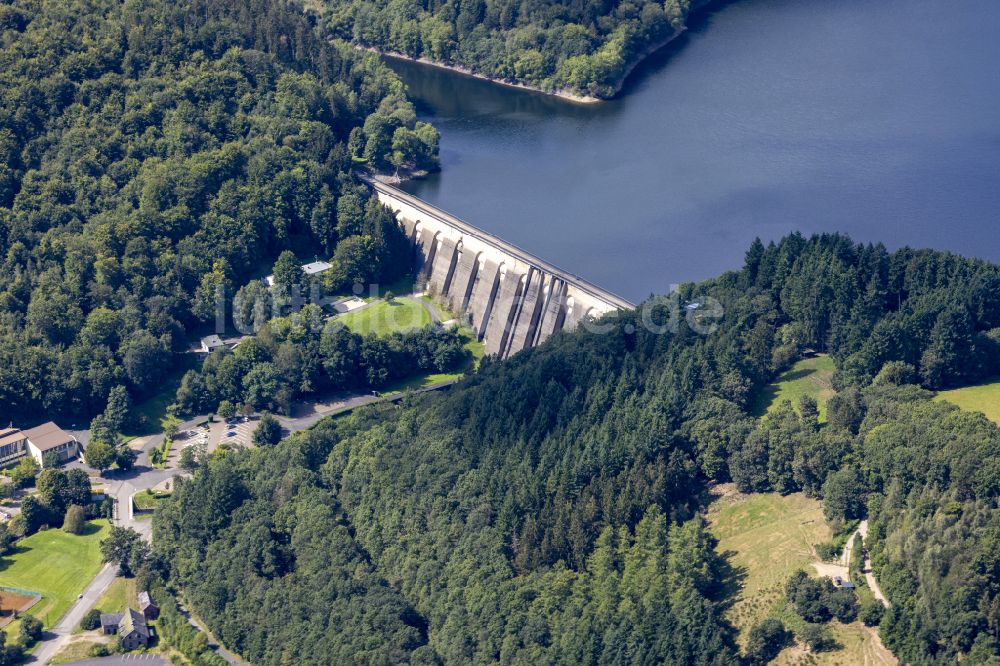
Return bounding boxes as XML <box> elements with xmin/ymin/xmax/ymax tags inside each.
<box><xmin>389</xmin><ymin>0</ymin><xmax>1000</xmax><ymax>302</ymax></box>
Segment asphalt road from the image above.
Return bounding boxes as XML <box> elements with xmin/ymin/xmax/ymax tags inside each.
<box><xmin>30</xmin><ymin>563</ymin><xmax>117</xmax><ymax>664</ymax></box>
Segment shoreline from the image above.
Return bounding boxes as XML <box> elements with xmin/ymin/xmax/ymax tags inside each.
<box><xmin>358</xmin><ymin>0</ymin><xmax>713</xmax><ymax>103</ymax></box>
<box><xmin>359</xmin><ymin>46</ymin><xmax>602</xmax><ymax>104</ymax></box>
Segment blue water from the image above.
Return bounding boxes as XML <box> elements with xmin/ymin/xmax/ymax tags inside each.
<box><xmin>389</xmin><ymin>0</ymin><xmax>1000</xmax><ymax>302</ymax></box>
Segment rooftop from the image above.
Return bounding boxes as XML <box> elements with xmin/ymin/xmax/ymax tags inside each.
<box><xmin>302</xmin><ymin>260</ymin><xmax>332</xmax><ymax>275</ymax></box>
<box><xmin>100</xmin><ymin>612</ymin><xmax>123</xmax><ymax>627</ymax></box>
<box><xmin>264</xmin><ymin>260</ymin><xmax>332</xmax><ymax>287</ymax></box>
<box><xmin>120</xmin><ymin>608</ymin><xmax>150</xmax><ymax>638</ymax></box>
<box><xmin>201</xmin><ymin>334</ymin><xmax>225</xmax><ymax>348</ymax></box>
<box><xmin>24</xmin><ymin>422</ymin><xmax>76</xmax><ymax>452</ymax></box>
<box><xmin>0</xmin><ymin>429</ymin><xmax>26</xmax><ymax>448</ymax></box>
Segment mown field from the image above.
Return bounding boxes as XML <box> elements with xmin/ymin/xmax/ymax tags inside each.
<box><xmin>338</xmin><ymin>297</ymin><xmax>431</xmax><ymax>336</ymax></box>
<box><xmin>935</xmin><ymin>377</ymin><xmax>1000</xmax><ymax>425</ymax></box>
<box><xmin>754</xmin><ymin>355</ymin><xmax>837</xmax><ymax>421</ymax></box>
<box><xmin>0</xmin><ymin>520</ymin><xmax>110</xmax><ymax>629</ymax></box>
<box><xmin>707</xmin><ymin>489</ymin><xmax>896</xmax><ymax>665</ymax></box>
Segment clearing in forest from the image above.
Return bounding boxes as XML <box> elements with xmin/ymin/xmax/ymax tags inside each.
<box><xmin>338</xmin><ymin>297</ymin><xmax>431</xmax><ymax>336</ymax></box>
<box><xmin>754</xmin><ymin>355</ymin><xmax>836</xmax><ymax>421</ymax></box>
<box><xmin>935</xmin><ymin>377</ymin><xmax>1000</xmax><ymax>425</ymax></box>
<box><xmin>707</xmin><ymin>487</ymin><xmax>896</xmax><ymax>666</ymax></box>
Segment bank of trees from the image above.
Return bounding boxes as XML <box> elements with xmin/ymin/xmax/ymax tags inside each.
<box><xmin>851</xmin><ymin>394</ymin><xmax>1000</xmax><ymax>663</ymax></box>
<box><xmin>174</xmin><ymin>305</ymin><xmax>468</xmax><ymax>416</ymax></box>
<box><xmin>0</xmin><ymin>0</ymin><xmax>437</xmax><ymax>424</ymax></box>
<box><xmin>312</xmin><ymin>0</ymin><xmax>695</xmax><ymax>98</ymax></box>
<box><xmin>10</xmin><ymin>468</ymin><xmax>92</xmax><ymax>537</ymax></box>
<box><xmin>153</xmin><ymin>233</ymin><xmax>1000</xmax><ymax>664</ymax></box>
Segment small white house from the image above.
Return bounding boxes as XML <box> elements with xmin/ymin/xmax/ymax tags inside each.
<box><xmin>302</xmin><ymin>261</ymin><xmax>332</xmax><ymax>277</ymax></box>
<box><xmin>200</xmin><ymin>335</ymin><xmax>227</xmax><ymax>353</ymax></box>
<box><xmin>264</xmin><ymin>260</ymin><xmax>332</xmax><ymax>288</ymax></box>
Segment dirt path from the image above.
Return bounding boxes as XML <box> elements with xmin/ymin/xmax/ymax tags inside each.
<box><xmin>852</xmin><ymin>520</ymin><xmax>891</xmax><ymax>608</ymax></box>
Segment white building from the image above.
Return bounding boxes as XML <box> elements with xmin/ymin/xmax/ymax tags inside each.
<box><xmin>200</xmin><ymin>334</ymin><xmax>227</xmax><ymax>353</ymax></box>
<box><xmin>263</xmin><ymin>260</ymin><xmax>332</xmax><ymax>287</ymax></box>
<box><xmin>0</xmin><ymin>422</ymin><xmax>79</xmax><ymax>467</ymax></box>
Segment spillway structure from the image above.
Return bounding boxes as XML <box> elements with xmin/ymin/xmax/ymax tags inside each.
<box><xmin>367</xmin><ymin>179</ymin><xmax>635</xmax><ymax>359</ymax></box>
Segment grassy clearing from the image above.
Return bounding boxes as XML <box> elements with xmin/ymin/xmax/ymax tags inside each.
<box><xmin>754</xmin><ymin>355</ymin><xmax>836</xmax><ymax>422</ymax></box>
<box><xmin>339</xmin><ymin>297</ymin><xmax>430</xmax><ymax>336</ymax></box>
<box><xmin>418</xmin><ymin>295</ymin><xmax>486</xmax><ymax>361</ymax></box>
<box><xmin>49</xmin><ymin>638</ymin><xmax>108</xmax><ymax>664</ymax></box>
<box><xmin>92</xmin><ymin>576</ymin><xmax>137</xmax><ymax>614</ymax></box>
<box><xmin>708</xmin><ymin>489</ymin><xmax>895</xmax><ymax>665</ymax></box>
<box><xmin>420</xmin><ymin>294</ymin><xmax>453</xmax><ymax>321</ymax></box>
<box><xmin>708</xmin><ymin>488</ymin><xmax>830</xmax><ymax>641</ymax></box>
<box><xmin>0</xmin><ymin>520</ymin><xmax>110</xmax><ymax>629</ymax></box>
<box><xmin>935</xmin><ymin>377</ymin><xmax>1000</xmax><ymax>425</ymax></box>
<box><xmin>125</xmin><ymin>356</ymin><xmax>196</xmax><ymax>437</ymax></box>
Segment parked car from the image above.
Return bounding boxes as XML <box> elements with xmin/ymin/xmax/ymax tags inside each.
<box><xmin>226</xmin><ymin>430</ymin><xmax>237</xmax><ymax>437</ymax></box>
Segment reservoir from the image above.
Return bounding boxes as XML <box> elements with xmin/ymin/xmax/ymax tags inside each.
<box><xmin>388</xmin><ymin>0</ymin><xmax>1000</xmax><ymax>303</ymax></box>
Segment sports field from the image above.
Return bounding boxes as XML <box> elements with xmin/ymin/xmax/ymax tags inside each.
<box><xmin>338</xmin><ymin>297</ymin><xmax>431</xmax><ymax>336</ymax></box>
<box><xmin>0</xmin><ymin>520</ymin><xmax>110</xmax><ymax>628</ymax></box>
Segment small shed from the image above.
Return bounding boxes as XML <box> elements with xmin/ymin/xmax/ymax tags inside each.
<box><xmin>139</xmin><ymin>590</ymin><xmax>159</xmax><ymax>620</ymax></box>
<box><xmin>200</xmin><ymin>335</ymin><xmax>227</xmax><ymax>353</ymax></box>
<box><xmin>100</xmin><ymin>612</ymin><xmax>123</xmax><ymax>635</ymax></box>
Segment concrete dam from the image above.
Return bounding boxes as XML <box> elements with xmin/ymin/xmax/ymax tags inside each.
<box><xmin>368</xmin><ymin>179</ymin><xmax>635</xmax><ymax>359</ymax></box>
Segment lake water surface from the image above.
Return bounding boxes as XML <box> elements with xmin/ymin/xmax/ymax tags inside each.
<box><xmin>389</xmin><ymin>0</ymin><xmax>1000</xmax><ymax>302</ymax></box>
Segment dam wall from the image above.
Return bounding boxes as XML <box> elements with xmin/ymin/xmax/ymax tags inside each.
<box><xmin>368</xmin><ymin>179</ymin><xmax>634</xmax><ymax>359</ymax></box>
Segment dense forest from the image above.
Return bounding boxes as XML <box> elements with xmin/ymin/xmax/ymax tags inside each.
<box><xmin>0</xmin><ymin>0</ymin><xmax>438</xmax><ymax>423</ymax></box>
<box><xmin>309</xmin><ymin>0</ymin><xmax>698</xmax><ymax>98</ymax></box>
<box><xmin>155</xmin><ymin>234</ymin><xmax>1000</xmax><ymax>664</ymax></box>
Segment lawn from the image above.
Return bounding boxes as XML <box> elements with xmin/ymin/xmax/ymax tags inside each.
<box><xmin>935</xmin><ymin>377</ymin><xmax>1000</xmax><ymax>425</ymax></box>
<box><xmin>0</xmin><ymin>520</ymin><xmax>110</xmax><ymax>629</ymax></box>
<box><xmin>338</xmin><ymin>297</ymin><xmax>430</xmax><ymax>336</ymax></box>
<box><xmin>92</xmin><ymin>576</ymin><xmax>136</xmax><ymax>615</ymax></box>
<box><xmin>133</xmin><ymin>489</ymin><xmax>172</xmax><ymax>511</ymax></box>
<box><xmin>708</xmin><ymin>489</ymin><xmax>895</xmax><ymax>665</ymax></box>
<box><xmin>753</xmin><ymin>354</ymin><xmax>836</xmax><ymax>422</ymax></box>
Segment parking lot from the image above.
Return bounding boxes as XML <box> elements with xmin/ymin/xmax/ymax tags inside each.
<box><xmin>177</xmin><ymin>416</ymin><xmax>259</xmax><ymax>456</ymax></box>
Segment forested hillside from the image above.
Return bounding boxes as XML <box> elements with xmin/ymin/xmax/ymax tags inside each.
<box><xmin>155</xmin><ymin>234</ymin><xmax>1000</xmax><ymax>664</ymax></box>
<box><xmin>0</xmin><ymin>0</ymin><xmax>437</xmax><ymax>422</ymax></box>
<box><xmin>309</xmin><ymin>0</ymin><xmax>697</xmax><ymax>98</ymax></box>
